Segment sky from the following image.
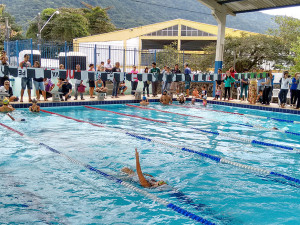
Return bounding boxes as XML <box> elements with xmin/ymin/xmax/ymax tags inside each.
<box><xmin>262</xmin><ymin>6</ymin><xmax>300</xmax><ymax>19</ymax></box>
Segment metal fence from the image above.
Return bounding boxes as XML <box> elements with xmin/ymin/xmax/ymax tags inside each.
<box><xmin>4</xmin><ymin>39</ymin><xmax>193</xmax><ymax>72</ymax></box>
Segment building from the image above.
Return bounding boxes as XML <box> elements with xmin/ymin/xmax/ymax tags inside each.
<box><xmin>73</xmin><ymin>18</ymin><xmax>257</xmax><ymax>71</ymax></box>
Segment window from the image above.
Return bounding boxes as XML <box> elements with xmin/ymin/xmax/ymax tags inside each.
<box><xmin>143</xmin><ymin>25</ymin><xmax>179</xmax><ymax>36</ymax></box>
<box><xmin>181</xmin><ymin>25</ymin><xmax>216</xmax><ymax>37</ymax></box>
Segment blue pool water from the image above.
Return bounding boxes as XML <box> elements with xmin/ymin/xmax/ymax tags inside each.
<box><xmin>1</xmin><ymin>103</ymin><xmax>300</xmax><ymax>224</ymax></box>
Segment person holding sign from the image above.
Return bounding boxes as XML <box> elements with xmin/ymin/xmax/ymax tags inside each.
<box><xmin>19</xmin><ymin>54</ymin><xmax>32</xmax><ymax>103</ymax></box>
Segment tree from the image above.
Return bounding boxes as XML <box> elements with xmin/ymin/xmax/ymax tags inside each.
<box><xmin>26</xmin><ymin>6</ymin><xmax>115</xmax><ymax>43</ymax></box>
<box><xmin>196</xmin><ymin>33</ymin><xmax>290</xmax><ymax>72</ymax></box>
<box><xmin>82</xmin><ymin>5</ymin><xmax>115</xmax><ymax>35</ymax></box>
<box><xmin>0</xmin><ymin>4</ymin><xmax>23</xmax><ymax>49</ymax></box>
<box><xmin>291</xmin><ymin>37</ymin><xmax>300</xmax><ymax>72</ymax></box>
<box><xmin>268</xmin><ymin>16</ymin><xmax>300</xmax><ymax>50</ymax></box>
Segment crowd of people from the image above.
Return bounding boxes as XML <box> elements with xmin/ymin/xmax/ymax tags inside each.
<box><xmin>1</xmin><ymin>51</ymin><xmax>300</xmax><ymax>109</ymax></box>
<box><xmin>214</xmin><ymin>68</ymin><xmax>300</xmax><ymax>109</ymax></box>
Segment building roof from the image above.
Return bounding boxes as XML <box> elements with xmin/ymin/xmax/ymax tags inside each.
<box><xmin>198</xmin><ymin>0</ymin><xmax>300</xmax><ymax>14</ymax></box>
<box><xmin>74</xmin><ymin>18</ymin><xmax>257</xmax><ymax>44</ymax></box>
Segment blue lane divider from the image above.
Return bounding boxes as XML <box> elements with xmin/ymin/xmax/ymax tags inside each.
<box><xmin>1</xmin><ymin>123</ymin><xmax>213</xmax><ymax>225</ymax></box>
<box><xmin>36</xmin><ymin>112</ymin><xmax>300</xmax><ymax>187</ymax></box>
<box><xmin>192</xmin><ymin>127</ymin><xmax>298</xmax><ymax>152</ymax></box>
<box><xmin>270</xmin><ymin>172</ymin><xmax>300</xmax><ymax>184</ymax></box>
<box><xmin>285</xmin><ymin>131</ymin><xmax>300</xmax><ymax>136</ymax></box>
<box><xmin>123</xmin><ymin>131</ymin><xmax>300</xmax><ymax>187</ymax></box>
<box><xmin>267</xmin><ymin>118</ymin><xmax>295</xmax><ymax>123</ymax></box>
<box><xmin>167</xmin><ymin>203</ymin><xmax>215</xmax><ymax>225</ymax></box>
<box><xmin>251</xmin><ymin>140</ymin><xmax>294</xmax><ymax>151</ymax></box>
<box><xmin>181</xmin><ymin>147</ymin><xmax>221</xmax><ymax>162</ymax></box>
<box><xmin>232</xmin><ymin>122</ymin><xmax>254</xmax><ymax>128</ymax></box>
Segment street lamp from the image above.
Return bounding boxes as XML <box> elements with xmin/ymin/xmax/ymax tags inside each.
<box><xmin>37</xmin><ymin>10</ymin><xmax>59</xmax><ymax>44</ymax></box>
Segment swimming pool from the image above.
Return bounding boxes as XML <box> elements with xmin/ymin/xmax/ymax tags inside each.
<box><xmin>1</xmin><ymin>103</ymin><xmax>300</xmax><ymax>224</ymax></box>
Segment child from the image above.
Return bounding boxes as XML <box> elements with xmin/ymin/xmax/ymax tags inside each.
<box><xmin>77</xmin><ymin>83</ymin><xmax>86</xmax><ymax>100</ymax></box>
<box><xmin>192</xmin><ymin>87</ymin><xmax>200</xmax><ymax>98</ymax></box>
<box><xmin>140</xmin><ymin>95</ymin><xmax>149</xmax><ymax>106</ymax></box>
<box><xmin>29</xmin><ymin>98</ymin><xmax>40</xmax><ymax>112</ymax></box>
<box><xmin>214</xmin><ymin>85</ymin><xmax>221</xmax><ymax>100</ymax></box>
<box><xmin>119</xmin><ymin>81</ymin><xmax>128</xmax><ymax>96</ymax></box>
<box><xmin>200</xmin><ymin>86</ymin><xmax>207</xmax><ymax>106</ymax></box>
<box><xmin>257</xmin><ymin>90</ymin><xmax>263</xmax><ymax>104</ymax></box>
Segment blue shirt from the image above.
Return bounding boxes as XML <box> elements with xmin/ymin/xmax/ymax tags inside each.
<box><xmin>184</xmin><ymin>68</ymin><xmax>191</xmax><ymax>75</ymax></box>
<box><xmin>291</xmin><ymin>77</ymin><xmax>297</xmax><ymax>90</ymax></box>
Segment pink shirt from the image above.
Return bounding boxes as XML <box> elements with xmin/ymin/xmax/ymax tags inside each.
<box><xmin>131</xmin><ymin>70</ymin><xmax>138</xmax><ymax>82</ymax></box>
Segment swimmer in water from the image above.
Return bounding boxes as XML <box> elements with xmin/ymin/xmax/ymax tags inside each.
<box><xmin>177</xmin><ymin>93</ymin><xmax>185</xmax><ymax>104</ymax></box>
<box><xmin>6</xmin><ymin>113</ymin><xmax>26</xmax><ymax>122</ymax></box>
<box><xmin>140</xmin><ymin>95</ymin><xmax>149</xmax><ymax>106</ymax></box>
<box><xmin>122</xmin><ymin>148</ymin><xmax>167</xmax><ymax>188</ymax></box>
<box><xmin>29</xmin><ymin>98</ymin><xmax>40</xmax><ymax>112</ymax></box>
<box><xmin>0</xmin><ymin>98</ymin><xmax>15</xmax><ymax>113</ymax></box>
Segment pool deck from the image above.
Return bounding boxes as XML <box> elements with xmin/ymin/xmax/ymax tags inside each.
<box><xmin>9</xmin><ymin>95</ymin><xmax>300</xmax><ymax>115</ymax></box>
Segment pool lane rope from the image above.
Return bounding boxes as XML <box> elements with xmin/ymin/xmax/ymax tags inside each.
<box><xmin>172</xmin><ymin>104</ymin><xmax>300</xmax><ymax>124</ymax></box>
<box><xmin>125</xmin><ymin>104</ymin><xmax>300</xmax><ymax>137</ymax></box>
<box><xmin>0</xmin><ymin>122</ymin><xmax>215</xmax><ymax>225</ymax></box>
<box><xmin>39</xmin><ymin>110</ymin><xmax>300</xmax><ymax>187</ymax></box>
<box><xmin>84</xmin><ymin>106</ymin><xmax>300</xmax><ymax>153</ymax></box>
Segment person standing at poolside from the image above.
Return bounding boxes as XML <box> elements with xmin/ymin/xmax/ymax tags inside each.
<box><xmin>20</xmin><ymin>54</ymin><xmax>32</xmax><ymax>103</ymax></box>
<box><xmin>278</xmin><ymin>71</ymin><xmax>291</xmax><ymax>108</ymax></box>
<box><xmin>0</xmin><ymin>51</ymin><xmax>10</xmax><ymax>86</ymax></box>
<box><xmin>224</xmin><ymin>71</ymin><xmax>235</xmax><ymax>101</ymax></box>
<box><xmin>74</xmin><ymin>64</ymin><xmax>84</xmax><ymax>100</ymax></box>
<box><xmin>143</xmin><ymin>67</ymin><xmax>150</xmax><ymax>97</ymax></box>
<box><xmin>112</xmin><ymin>62</ymin><xmax>121</xmax><ymax>98</ymax></box>
<box><xmin>184</xmin><ymin>63</ymin><xmax>191</xmax><ymax>97</ymax></box>
<box><xmin>131</xmin><ymin>65</ymin><xmax>139</xmax><ymax>95</ymax></box>
<box><xmin>240</xmin><ymin>69</ymin><xmax>249</xmax><ymax>101</ymax></box>
<box><xmin>295</xmin><ymin>73</ymin><xmax>300</xmax><ymax>109</ymax></box>
<box><xmin>228</xmin><ymin>67</ymin><xmax>236</xmax><ymax>100</ymax></box>
<box><xmin>290</xmin><ymin>73</ymin><xmax>298</xmax><ymax>106</ymax></box>
<box><xmin>162</xmin><ymin>66</ymin><xmax>172</xmax><ymax>93</ymax></box>
<box><xmin>171</xmin><ymin>64</ymin><xmax>181</xmax><ymax>95</ymax></box>
<box><xmin>33</xmin><ymin>61</ymin><xmax>46</xmax><ymax>101</ymax></box>
<box><xmin>257</xmin><ymin>69</ymin><xmax>265</xmax><ymax>95</ymax></box>
<box><xmin>261</xmin><ymin>71</ymin><xmax>273</xmax><ymax>105</ymax></box>
<box><xmin>88</xmin><ymin>64</ymin><xmax>96</xmax><ymax>99</ymax></box>
<box><xmin>150</xmin><ymin>62</ymin><xmax>160</xmax><ymax>97</ymax></box>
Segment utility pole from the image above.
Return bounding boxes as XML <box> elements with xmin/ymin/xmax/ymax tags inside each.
<box><xmin>4</xmin><ymin>17</ymin><xmax>10</xmax><ymax>42</ymax></box>
<box><xmin>37</xmin><ymin>13</ymin><xmax>41</xmax><ymax>46</ymax></box>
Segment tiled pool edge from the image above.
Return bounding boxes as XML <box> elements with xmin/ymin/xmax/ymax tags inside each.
<box><xmin>11</xmin><ymin>98</ymin><xmax>300</xmax><ymax>115</ymax></box>
<box><xmin>192</xmin><ymin>98</ymin><xmax>300</xmax><ymax>115</ymax></box>
<box><xmin>12</xmin><ymin>99</ymin><xmax>160</xmax><ymax>109</ymax></box>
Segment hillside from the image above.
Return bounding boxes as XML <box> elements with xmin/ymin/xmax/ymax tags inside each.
<box><xmin>2</xmin><ymin>0</ymin><xmax>277</xmax><ymax>34</ymax></box>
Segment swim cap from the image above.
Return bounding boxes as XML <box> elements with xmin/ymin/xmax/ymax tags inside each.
<box><xmin>142</xmin><ymin>96</ymin><xmax>146</xmax><ymax>100</ymax></box>
<box><xmin>3</xmin><ymin>98</ymin><xmax>9</xmax><ymax>105</ymax></box>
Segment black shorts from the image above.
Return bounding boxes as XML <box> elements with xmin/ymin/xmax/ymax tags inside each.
<box><xmin>89</xmin><ymin>80</ymin><xmax>95</xmax><ymax>88</ymax></box>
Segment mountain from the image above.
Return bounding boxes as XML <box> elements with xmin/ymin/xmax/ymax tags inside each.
<box><xmin>2</xmin><ymin>0</ymin><xmax>277</xmax><ymax>34</ymax></box>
